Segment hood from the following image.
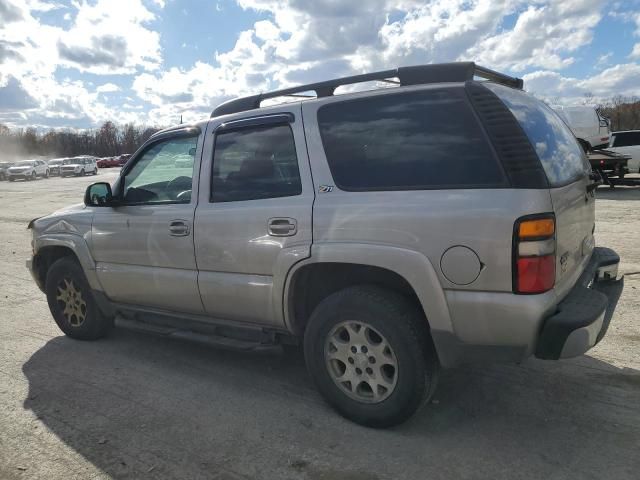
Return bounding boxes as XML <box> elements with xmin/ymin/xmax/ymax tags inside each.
<box><xmin>29</xmin><ymin>203</ymin><xmax>87</xmax><ymax>231</ymax></box>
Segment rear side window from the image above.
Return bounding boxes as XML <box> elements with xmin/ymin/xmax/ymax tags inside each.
<box><xmin>211</xmin><ymin>124</ymin><xmax>302</xmax><ymax>203</ymax></box>
<box><xmin>317</xmin><ymin>89</ymin><xmax>505</xmax><ymax>191</ymax></box>
<box><xmin>485</xmin><ymin>83</ymin><xmax>590</xmax><ymax>187</ymax></box>
<box><xmin>612</xmin><ymin>132</ymin><xmax>640</xmax><ymax>147</ymax></box>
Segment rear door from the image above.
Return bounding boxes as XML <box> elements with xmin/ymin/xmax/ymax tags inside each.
<box><xmin>486</xmin><ymin>84</ymin><xmax>595</xmax><ymax>298</ymax></box>
<box><xmin>194</xmin><ymin>105</ymin><xmax>314</xmax><ymax>327</ymax></box>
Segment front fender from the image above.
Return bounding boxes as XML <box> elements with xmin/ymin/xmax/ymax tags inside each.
<box><xmin>35</xmin><ymin>234</ymin><xmax>103</xmax><ymax>292</ymax></box>
<box><xmin>283</xmin><ymin>242</ymin><xmax>454</xmax><ymax>341</ymax></box>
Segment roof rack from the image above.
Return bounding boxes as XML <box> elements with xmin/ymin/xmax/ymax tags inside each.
<box><xmin>212</xmin><ymin>62</ymin><xmax>523</xmax><ymax>117</ymax></box>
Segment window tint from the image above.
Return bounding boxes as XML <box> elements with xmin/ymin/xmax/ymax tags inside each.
<box><xmin>485</xmin><ymin>83</ymin><xmax>590</xmax><ymax>187</ymax></box>
<box><xmin>211</xmin><ymin>124</ymin><xmax>302</xmax><ymax>203</ymax></box>
<box><xmin>122</xmin><ymin>135</ymin><xmax>198</xmax><ymax>204</ymax></box>
<box><xmin>612</xmin><ymin>132</ymin><xmax>640</xmax><ymax>147</ymax></box>
<box><xmin>316</xmin><ymin>89</ymin><xmax>504</xmax><ymax>191</ymax></box>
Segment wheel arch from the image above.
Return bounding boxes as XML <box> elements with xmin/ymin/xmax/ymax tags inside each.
<box><xmin>34</xmin><ymin>235</ymin><xmax>102</xmax><ymax>292</ymax></box>
<box><xmin>283</xmin><ymin>244</ymin><xmax>453</xmax><ymax>346</ymax></box>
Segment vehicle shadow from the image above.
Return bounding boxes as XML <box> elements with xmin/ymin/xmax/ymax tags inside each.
<box><xmin>22</xmin><ymin>329</ymin><xmax>640</xmax><ymax>480</ymax></box>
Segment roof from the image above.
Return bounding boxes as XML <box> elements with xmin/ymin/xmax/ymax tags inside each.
<box><xmin>211</xmin><ymin>62</ymin><xmax>523</xmax><ymax>118</ymax></box>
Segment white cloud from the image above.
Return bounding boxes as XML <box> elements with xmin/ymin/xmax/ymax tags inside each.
<box><xmin>523</xmin><ymin>63</ymin><xmax>640</xmax><ymax>104</ymax></box>
<box><xmin>96</xmin><ymin>83</ymin><xmax>120</xmax><ymax>93</ymax></box>
<box><xmin>0</xmin><ymin>0</ymin><xmax>163</xmax><ymax>127</ymax></box>
<box><xmin>1</xmin><ymin>0</ymin><xmax>639</xmax><ymax>129</ymax></box>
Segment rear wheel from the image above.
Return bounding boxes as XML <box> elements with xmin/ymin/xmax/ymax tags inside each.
<box><xmin>45</xmin><ymin>257</ymin><xmax>112</xmax><ymax>340</ymax></box>
<box><xmin>304</xmin><ymin>285</ymin><xmax>438</xmax><ymax>428</ymax></box>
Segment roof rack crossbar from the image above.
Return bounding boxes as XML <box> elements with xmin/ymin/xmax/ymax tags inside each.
<box><xmin>212</xmin><ymin>62</ymin><xmax>523</xmax><ymax>117</ymax></box>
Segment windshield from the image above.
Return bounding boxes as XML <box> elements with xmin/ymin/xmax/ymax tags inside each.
<box><xmin>49</xmin><ymin>159</ymin><xmax>63</xmax><ymax>165</ymax></box>
<box><xmin>62</xmin><ymin>159</ymin><xmax>78</xmax><ymax>165</ymax></box>
<box><xmin>16</xmin><ymin>161</ymin><xmax>35</xmax><ymax>167</ymax></box>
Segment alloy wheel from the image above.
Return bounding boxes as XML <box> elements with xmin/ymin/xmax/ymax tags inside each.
<box><xmin>56</xmin><ymin>278</ymin><xmax>87</xmax><ymax>327</ymax></box>
<box><xmin>325</xmin><ymin>321</ymin><xmax>399</xmax><ymax>404</ymax></box>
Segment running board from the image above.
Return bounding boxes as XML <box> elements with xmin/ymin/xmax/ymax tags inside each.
<box><xmin>114</xmin><ymin>315</ymin><xmax>271</xmax><ymax>351</ymax></box>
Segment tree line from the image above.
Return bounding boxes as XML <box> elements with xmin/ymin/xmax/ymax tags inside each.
<box><xmin>598</xmin><ymin>96</ymin><xmax>640</xmax><ymax>132</ymax></box>
<box><xmin>0</xmin><ymin>121</ymin><xmax>162</xmax><ymax>162</ymax></box>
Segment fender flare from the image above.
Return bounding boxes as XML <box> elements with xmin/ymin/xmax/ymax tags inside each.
<box><xmin>283</xmin><ymin>243</ymin><xmax>455</xmax><ymax>337</ymax></box>
<box><xmin>35</xmin><ymin>234</ymin><xmax>103</xmax><ymax>291</ymax></box>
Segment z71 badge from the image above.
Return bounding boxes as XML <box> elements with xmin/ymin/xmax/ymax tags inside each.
<box><xmin>319</xmin><ymin>185</ymin><xmax>334</xmax><ymax>193</ymax></box>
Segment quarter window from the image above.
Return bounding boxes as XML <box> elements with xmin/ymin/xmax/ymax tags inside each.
<box><xmin>122</xmin><ymin>135</ymin><xmax>198</xmax><ymax>204</ymax></box>
<box><xmin>317</xmin><ymin>89</ymin><xmax>504</xmax><ymax>191</ymax></box>
<box><xmin>211</xmin><ymin>124</ymin><xmax>302</xmax><ymax>203</ymax></box>
<box><xmin>485</xmin><ymin>83</ymin><xmax>590</xmax><ymax>187</ymax></box>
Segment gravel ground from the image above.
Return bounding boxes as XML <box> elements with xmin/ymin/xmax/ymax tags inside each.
<box><xmin>0</xmin><ymin>172</ymin><xmax>639</xmax><ymax>480</ymax></box>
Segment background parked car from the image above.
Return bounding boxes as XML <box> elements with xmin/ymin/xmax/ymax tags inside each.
<box><xmin>60</xmin><ymin>157</ymin><xmax>98</xmax><ymax>177</ymax></box>
<box><xmin>117</xmin><ymin>154</ymin><xmax>131</xmax><ymax>166</ymax></box>
<box><xmin>0</xmin><ymin>161</ymin><xmax>14</xmax><ymax>180</ymax></box>
<box><xmin>96</xmin><ymin>157</ymin><xmax>111</xmax><ymax>168</ymax></box>
<box><xmin>7</xmin><ymin>160</ymin><xmax>49</xmax><ymax>181</ymax></box>
<box><xmin>47</xmin><ymin>158</ymin><xmax>66</xmax><ymax>176</ymax></box>
<box><xmin>552</xmin><ymin>105</ymin><xmax>611</xmax><ymax>149</ymax></box>
<box><xmin>608</xmin><ymin>130</ymin><xmax>640</xmax><ymax>173</ymax></box>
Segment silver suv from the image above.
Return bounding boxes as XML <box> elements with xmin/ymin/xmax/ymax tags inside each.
<box><xmin>27</xmin><ymin>63</ymin><xmax>623</xmax><ymax>427</ymax></box>
<box><xmin>60</xmin><ymin>156</ymin><xmax>98</xmax><ymax>177</ymax></box>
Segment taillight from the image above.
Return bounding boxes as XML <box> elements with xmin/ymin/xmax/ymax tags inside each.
<box><xmin>513</xmin><ymin>215</ymin><xmax>556</xmax><ymax>294</ymax></box>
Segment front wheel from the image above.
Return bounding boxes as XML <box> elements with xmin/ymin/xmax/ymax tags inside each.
<box><xmin>44</xmin><ymin>170</ymin><xmax>49</xmax><ymax>178</ymax></box>
<box><xmin>45</xmin><ymin>257</ymin><xmax>112</xmax><ymax>340</ymax></box>
<box><xmin>304</xmin><ymin>285</ymin><xmax>438</xmax><ymax>428</ymax></box>
<box><xmin>30</xmin><ymin>172</ymin><xmax>36</xmax><ymax>180</ymax></box>
<box><xmin>93</xmin><ymin>168</ymin><xmax>98</xmax><ymax>175</ymax></box>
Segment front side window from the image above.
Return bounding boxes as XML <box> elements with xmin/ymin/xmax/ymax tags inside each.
<box><xmin>485</xmin><ymin>83</ymin><xmax>590</xmax><ymax>187</ymax></box>
<box><xmin>317</xmin><ymin>88</ymin><xmax>505</xmax><ymax>191</ymax></box>
<box><xmin>211</xmin><ymin>124</ymin><xmax>302</xmax><ymax>203</ymax></box>
<box><xmin>122</xmin><ymin>135</ymin><xmax>198</xmax><ymax>204</ymax></box>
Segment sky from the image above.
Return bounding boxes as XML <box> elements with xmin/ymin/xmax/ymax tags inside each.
<box><xmin>0</xmin><ymin>0</ymin><xmax>639</xmax><ymax>130</ymax></box>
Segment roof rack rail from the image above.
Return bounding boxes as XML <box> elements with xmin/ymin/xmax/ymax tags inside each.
<box><xmin>212</xmin><ymin>62</ymin><xmax>523</xmax><ymax>117</ymax></box>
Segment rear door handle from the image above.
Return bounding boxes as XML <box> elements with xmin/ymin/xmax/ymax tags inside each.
<box><xmin>169</xmin><ymin>219</ymin><xmax>190</xmax><ymax>236</ymax></box>
<box><xmin>268</xmin><ymin>217</ymin><xmax>297</xmax><ymax>236</ymax></box>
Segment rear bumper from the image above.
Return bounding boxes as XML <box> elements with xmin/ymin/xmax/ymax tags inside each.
<box><xmin>535</xmin><ymin>247</ymin><xmax>623</xmax><ymax>360</ymax></box>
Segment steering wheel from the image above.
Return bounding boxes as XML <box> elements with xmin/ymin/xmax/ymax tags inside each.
<box><xmin>176</xmin><ymin>190</ymin><xmax>192</xmax><ymax>201</ymax></box>
<box><xmin>165</xmin><ymin>176</ymin><xmax>192</xmax><ymax>200</ymax></box>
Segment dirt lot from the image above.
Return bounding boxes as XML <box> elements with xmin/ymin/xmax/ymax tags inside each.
<box><xmin>0</xmin><ymin>172</ymin><xmax>639</xmax><ymax>480</ymax></box>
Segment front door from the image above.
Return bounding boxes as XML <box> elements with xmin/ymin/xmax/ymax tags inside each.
<box><xmin>194</xmin><ymin>106</ymin><xmax>314</xmax><ymax>327</ymax></box>
<box><xmin>90</xmin><ymin>130</ymin><xmax>205</xmax><ymax>314</ymax></box>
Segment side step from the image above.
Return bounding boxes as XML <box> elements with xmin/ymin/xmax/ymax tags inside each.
<box><xmin>114</xmin><ymin>315</ymin><xmax>272</xmax><ymax>351</ymax></box>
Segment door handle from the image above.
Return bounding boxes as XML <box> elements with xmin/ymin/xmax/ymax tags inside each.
<box><xmin>169</xmin><ymin>219</ymin><xmax>190</xmax><ymax>236</ymax></box>
<box><xmin>268</xmin><ymin>217</ymin><xmax>297</xmax><ymax>236</ymax></box>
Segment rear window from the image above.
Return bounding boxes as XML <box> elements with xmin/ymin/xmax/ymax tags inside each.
<box><xmin>612</xmin><ymin>132</ymin><xmax>640</xmax><ymax>147</ymax></box>
<box><xmin>485</xmin><ymin>83</ymin><xmax>590</xmax><ymax>187</ymax></box>
<box><xmin>317</xmin><ymin>89</ymin><xmax>505</xmax><ymax>191</ymax></box>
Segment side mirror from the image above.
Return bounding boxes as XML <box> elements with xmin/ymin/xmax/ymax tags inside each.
<box><xmin>84</xmin><ymin>182</ymin><xmax>113</xmax><ymax>207</ymax></box>
<box><xmin>188</xmin><ymin>147</ymin><xmax>196</xmax><ymax>156</ymax></box>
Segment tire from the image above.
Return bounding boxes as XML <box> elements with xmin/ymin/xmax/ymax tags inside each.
<box><xmin>304</xmin><ymin>285</ymin><xmax>438</xmax><ymax>428</ymax></box>
<box><xmin>9</xmin><ymin>177</ymin><xmax>14</xmax><ymax>182</ymax></box>
<box><xmin>77</xmin><ymin>169</ymin><xmax>85</xmax><ymax>177</ymax></box>
<box><xmin>45</xmin><ymin>257</ymin><xmax>112</xmax><ymax>340</ymax></box>
<box><xmin>44</xmin><ymin>170</ymin><xmax>49</xmax><ymax>178</ymax></box>
<box><xmin>93</xmin><ymin>167</ymin><xmax>98</xmax><ymax>175</ymax></box>
<box><xmin>30</xmin><ymin>172</ymin><xmax>36</xmax><ymax>181</ymax></box>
